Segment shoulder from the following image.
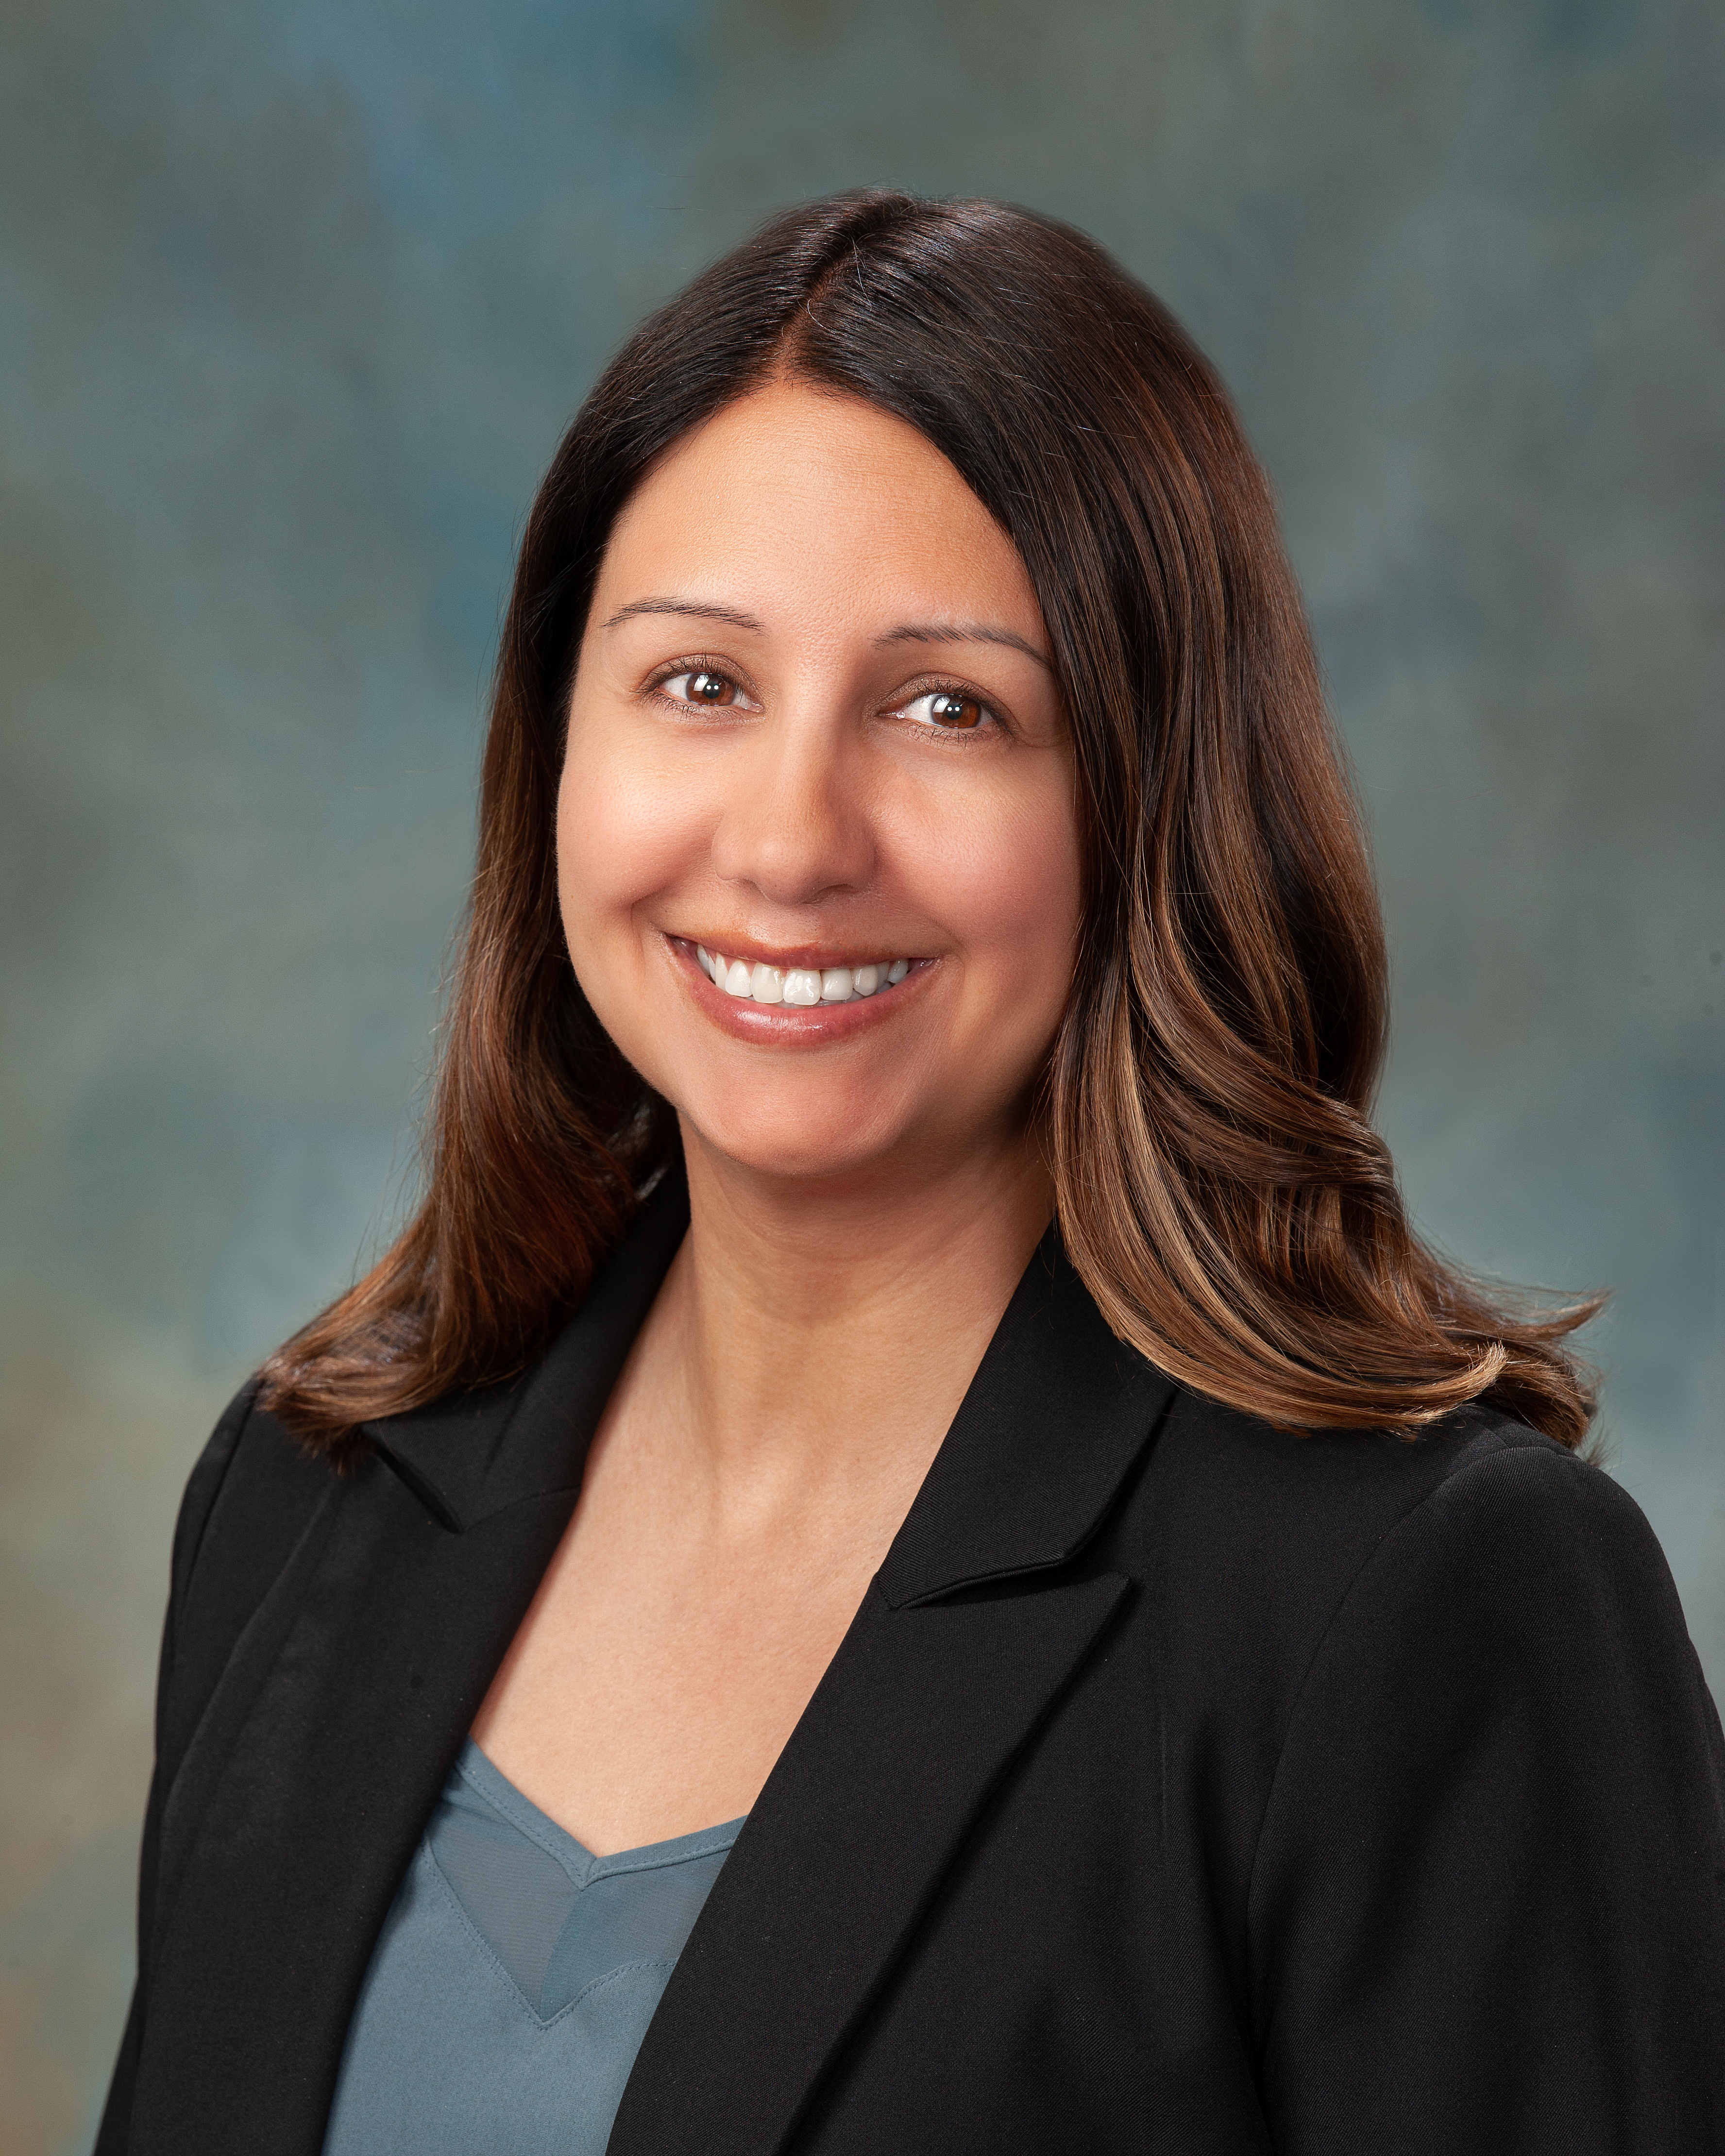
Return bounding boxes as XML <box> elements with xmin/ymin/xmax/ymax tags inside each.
<box><xmin>1137</xmin><ymin>1385</ymin><xmax>1657</xmax><ymax>1615</ymax></box>
<box><xmin>1110</xmin><ymin>1386</ymin><xmax>1711</xmax><ymax>1757</ymax></box>
<box><xmin>1277</xmin><ymin>1414</ymin><xmax>1711</xmax><ymax>1757</ymax></box>
<box><xmin>1116</xmin><ymin>1390</ymin><xmax>1723</xmax><ymax>1943</ymax></box>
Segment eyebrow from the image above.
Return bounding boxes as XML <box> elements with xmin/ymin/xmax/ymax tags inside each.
<box><xmin>601</xmin><ymin>597</ymin><xmax>1052</xmax><ymax>673</ymax></box>
<box><xmin>601</xmin><ymin>597</ymin><xmax>767</xmax><ymax>633</ymax></box>
<box><xmin>876</xmin><ymin>621</ymin><xmax>1052</xmax><ymax>670</ymax></box>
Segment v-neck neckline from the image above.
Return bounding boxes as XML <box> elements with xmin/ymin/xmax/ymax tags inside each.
<box><xmin>452</xmin><ymin>1741</ymin><xmax>747</xmax><ymax>1884</ymax></box>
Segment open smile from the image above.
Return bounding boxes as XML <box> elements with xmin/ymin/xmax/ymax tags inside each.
<box><xmin>670</xmin><ymin>936</ymin><xmax>930</xmax><ymax>1038</ymax></box>
<box><xmin>695</xmin><ymin>944</ymin><xmax>913</xmax><ymax>1006</ymax></box>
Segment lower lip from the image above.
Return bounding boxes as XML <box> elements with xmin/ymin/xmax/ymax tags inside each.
<box><xmin>669</xmin><ymin>938</ymin><xmax>932</xmax><ymax>1044</ymax></box>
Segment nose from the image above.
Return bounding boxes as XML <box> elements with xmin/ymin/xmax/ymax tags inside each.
<box><xmin>708</xmin><ymin>701</ymin><xmax>877</xmax><ymax>908</ymax></box>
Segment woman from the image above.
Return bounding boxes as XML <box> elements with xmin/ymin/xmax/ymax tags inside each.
<box><xmin>99</xmin><ymin>191</ymin><xmax>1724</xmax><ymax>2155</ymax></box>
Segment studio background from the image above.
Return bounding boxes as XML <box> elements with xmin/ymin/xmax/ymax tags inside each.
<box><xmin>2</xmin><ymin>0</ymin><xmax>1720</xmax><ymax>2146</ymax></box>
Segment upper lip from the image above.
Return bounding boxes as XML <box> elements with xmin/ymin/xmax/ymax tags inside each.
<box><xmin>671</xmin><ymin>932</ymin><xmax>919</xmax><ymax>971</ymax></box>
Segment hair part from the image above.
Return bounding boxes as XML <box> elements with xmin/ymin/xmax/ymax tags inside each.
<box><xmin>260</xmin><ymin>188</ymin><xmax>1600</xmax><ymax>1458</ymax></box>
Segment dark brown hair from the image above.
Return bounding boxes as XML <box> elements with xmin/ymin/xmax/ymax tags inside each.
<box><xmin>261</xmin><ymin>189</ymin><xmax>1599</xmax><ymax>1454</ymax></box>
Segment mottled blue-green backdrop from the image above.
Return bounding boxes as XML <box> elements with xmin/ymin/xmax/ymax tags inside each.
<box><xmin>1</xmin><ymin>0</ymin><xmax>1720</xmax><ymax>2143</ymax></box>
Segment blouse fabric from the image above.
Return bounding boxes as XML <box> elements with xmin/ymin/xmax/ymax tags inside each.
<box><xmin>322</xmin><ymin>1741</ymin><xmax>743</xmax><ymax>2156</ymax></box>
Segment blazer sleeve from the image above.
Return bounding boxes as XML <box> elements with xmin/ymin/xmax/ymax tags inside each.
<box><xmin>95</xmin><ymin>1378</ymin><xmax>262</xmax><ymax>2156</ymax></box>
<box><xmin>1247</xmin><ymin>1438</ymin><xmax>1725</xmax><ymax>2155</ymax></box>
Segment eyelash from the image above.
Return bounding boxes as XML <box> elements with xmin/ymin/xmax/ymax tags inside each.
<box><xmin>894</xmin><ymin>679</ymin><xmax>1005</xmax><ymax>740</ymax></box>
<box><xmin>643</xmin><ymin>655</ymin><xmax>754</xmax><ymax>708</ymax></box>
<box><xmin>643</xmin><ymin>658</ymin><xmax>1006</xmax><ymax>740</ymax></box>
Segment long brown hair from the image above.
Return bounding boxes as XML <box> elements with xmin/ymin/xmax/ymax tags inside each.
<box><xmin>261</xmin><ymin>189</ymin><xmax>1599</xmax><ymax>1455</ymax></box>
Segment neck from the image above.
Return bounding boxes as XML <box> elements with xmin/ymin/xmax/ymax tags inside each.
<box><xmin>654</xmin><ymin>1117</ymin><xmax>1052</xmax><ymax>1505</ymax></box>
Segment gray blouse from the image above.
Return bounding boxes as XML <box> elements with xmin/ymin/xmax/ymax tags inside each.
<box><xmin>322</xmin><ymin>1742</ymin><xmax>744</xmax><ymax>2154</ymax></box>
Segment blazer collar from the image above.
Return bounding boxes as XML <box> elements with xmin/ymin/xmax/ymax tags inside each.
<box><xmin>362</xmin><ymin>1164</ymin><xmax>693</xmax><ymax>1532</ymax></box>
<box><xmin>876</xmin><ymin>1223</ymin><xmax>1175</xmax><ymax>1607</ymax></box>
<box><xmin>370</xmin><ymin>1175</ymin><xmax>1174</xmax><ymax>1609</ymax></box>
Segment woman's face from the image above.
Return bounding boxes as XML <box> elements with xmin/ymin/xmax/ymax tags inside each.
<box><xmin>558</xmin><ymin>378</ymin><xmax>1080</xmax><ymax>1187</ymax></box>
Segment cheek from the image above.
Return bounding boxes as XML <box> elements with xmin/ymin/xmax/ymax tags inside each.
<box><xmin>916</xmin><ymin>776</ymin><xmax>1081</xmax><ymax>987</ymax></box>
<box><xmin>556</xmin><ymin>723</ymin><xmax>702</xmax><ymax>961</ymax></box>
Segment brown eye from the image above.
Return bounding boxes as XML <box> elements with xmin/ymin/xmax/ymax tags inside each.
<box><xmin>929</xmin><ymin>691</ymin><xmax>984</xmax><ymax>730</ymax></box>
<box><xmin>684</xmin><ymin>670</ymin><xmax>738</xmax><ymax>706</ymax></box>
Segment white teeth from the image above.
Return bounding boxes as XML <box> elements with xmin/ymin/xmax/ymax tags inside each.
<box><xmin>696</xmin><ymin>945</ymin><xmax>913</xmax><ymax>1005</ymax></box>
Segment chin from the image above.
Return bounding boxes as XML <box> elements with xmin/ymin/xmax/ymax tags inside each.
<box><xmin>678</xmin><ymin>1096</ymin><xmax>914</xmax><ymax>1186</ymax></box>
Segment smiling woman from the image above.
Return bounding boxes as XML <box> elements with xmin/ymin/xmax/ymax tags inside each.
<box><xmin>99</xmin><ymin>193</ymin><xmax>1725</xmax><ymax>2156</ymax></box>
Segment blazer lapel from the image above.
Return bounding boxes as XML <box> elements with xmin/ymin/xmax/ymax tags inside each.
<box><xmin>132</xmin><ymin>1175</ymin><xmax>690</xmax><ymax>2156</ymax></box>
<box><xmin>609</xmin><ymin>1230</ymin><xmax>1175</xmax><ymax>2156</ymax></box>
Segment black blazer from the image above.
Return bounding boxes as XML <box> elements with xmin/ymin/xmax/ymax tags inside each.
<box><xmin>100</xmin><ymin>1176</ymin><xmax>1725</xmax><ymax>2155</ymax></box>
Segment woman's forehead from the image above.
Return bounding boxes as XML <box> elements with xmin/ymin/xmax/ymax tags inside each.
<box><xmin>593</xmin><ymin>381</ymin><xmax>1045</xmax><ymax>650</ymax></box>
